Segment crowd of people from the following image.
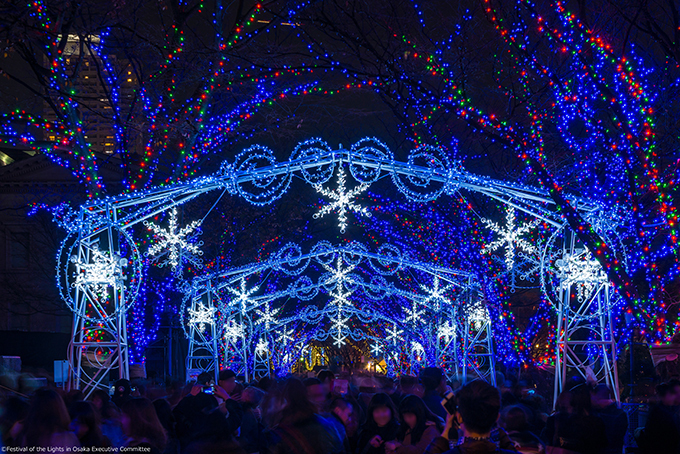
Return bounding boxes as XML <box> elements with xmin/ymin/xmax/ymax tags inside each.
<box><xmin>1</xmin><ymin>367</ymin><xmax>679</xmax><ymax>454</ymax></box>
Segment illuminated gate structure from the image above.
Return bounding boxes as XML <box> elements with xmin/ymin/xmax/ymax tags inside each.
<box><xmin>56</xmin><ymin>137</ymin><xmax>622</xmax><ymax>400</ymax></box>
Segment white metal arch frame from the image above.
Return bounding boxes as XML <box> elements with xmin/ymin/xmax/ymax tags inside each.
<box><xmin>55</xmin><ymin>137</ymin><xmax>620</xmax><ymax>398</ymax></box>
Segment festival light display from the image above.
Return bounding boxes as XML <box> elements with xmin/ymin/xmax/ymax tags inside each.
<box><xmin>8</xmin><ymin>1</ymin><xmax>672</xmax><ymax>392</ymax></box>
<box><xmin>8</xmin><ymin>0</ymin><xmax>667</xmax><ymax>405</ymax></box>
<box><xmin>48</xmin><ymin>137</ymin><xmax>624</xmax><ymax>396</ymax></box>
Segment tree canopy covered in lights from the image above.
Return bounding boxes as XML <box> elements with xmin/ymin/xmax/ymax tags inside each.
<box><xmin>2</xmin><ymin>0</ymin><xmax>679</xmax><ymax>371</ymax></box>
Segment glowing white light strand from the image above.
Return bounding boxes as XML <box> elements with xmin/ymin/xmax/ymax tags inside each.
<box><xmin>313</xmin><ymin>165</ymin><xmax>372</xmax><ymax>233</ymax></box>
<box><xmin>482</xmin><ymin>207</ymin><xmax>539</xmax><ymax>271</ymax></box>
<box><xmin>144</xmin><ymin>207</ymin><xmax>203</xmax><ymax>272</ymax></box>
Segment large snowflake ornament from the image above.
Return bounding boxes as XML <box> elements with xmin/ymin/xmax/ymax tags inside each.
<box><xmin>188</xmin><ymin>303</ymin><xmax>216</xmax><ymax>333</ymax></box>
<box><xmin>404</xmin><ymin>300</ymin><xmax>425</xmax><ymax>325</ymax></box>
<box><xmin>71</xmin><ymin>243</ymin><xmax>128</xmax><ymax>294</ymax></box>
<box><xmin>437</xmin><ymin>320</ymin><xmax>457</xmax><ymax>343</ymax></box>
<box><xmin>482</xmin><ymin>207</ymin><xmax>539</xmax><ymax>271</ymax></box>
<box><xmin>386</xmin><ymin>323</ymin><xmax>403</xmax><ymax>346</ymax></box>
<box><xmin>255</xmin><ymin>301</ymin><xmax>280</xmax><ymax>331</ymax></box>
<box><xmin>313</xmin><ymin>166</ymin><xmax>372</xmax><ymax>233</ymax></box>
<box><xmin>419</xmin><ymin>276</ymin><xmax>453</xmax><ymax>310</ymax></box>
<box><xmin>466</xmin><ymin>300</ymin><xmax>491</xmax><ymax>330</ymax></box>
<box><xmin>276</xmin><ymin>326</ymin><xmax>294</xmax><ymax>347</ymax></box>
<box><xmin>323</xmin><ymin>256</ymin><xmax>357</xmax><ymax>308</ymax></box>
<box><xmin>411</xmin><ymin>341</ymin><xmax>425</xmax><ymax>360</ymax></box>
<box><xmin>223</xmin><ymin>319</ymin><xmax>244</xmax><ymax>343</ymax></box>
<box><xmin>255</xmin><ymin>338</ymin><xmax>269</xmax><ymax>355</ymax></box>
<box><xmin>555</xmin><ymin>248</ymin><xmax>608</xmax><ymax>302</ymax></box>
<box><xmin>226</xmin><ymin>277</ymin><xmax>260</xmax><ymax>314</ymax></box>
<box><xmin>144</xmin><ymin>207</ymin><xmax>203</xmax><ymax>274</ymax></box>
<box><xmin>330</xmin><ymin>310</ymin><xmax>351</xmax><ymax>347</ymax></box>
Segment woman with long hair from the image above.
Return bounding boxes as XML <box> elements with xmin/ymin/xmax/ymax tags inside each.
<box><xmin>385</xmin><ymin>395</ymin><xmax>442</xmax><ymax>454</ymax></box>
<box><xmin>70</xmin><ymin>401</ymin><xmax>111</xmax><ymax>447</ymax></box>
<box><xmin>120</xmin><ymin>398</ymin><xmax>167</xmax><ymax>454</ymax></box>
<box><xmin>356</xmin><ymin>393</ymin><xmax>400</xmax><ymax>454</ymax></box>
<box><xmin>19</xmin><ymin>388</ymin><xmax>80</xmax><ymax>448</ymax></box>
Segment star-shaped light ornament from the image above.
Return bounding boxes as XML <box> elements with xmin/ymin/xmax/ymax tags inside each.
<box><xmin>330</xmin><ymin>310</ymin><xmax>351</xmax><ymax>347</ymax></box>
<box><xmin>370</xmin><ymin>342</ymin><xmax>383</xmax><ymax>357</ymax></box>
<box><xmin>144</xmin><ymin>207</ymin><xmax>203</xmax><ymax>275</ymax></box>
<box><xmin>404</xmin><ymin>300</ymin><xmax>425</xmax><ymax>325</ymax></box>
<box><xmin>276</xmin><ymin>326</ymin><xmax>295</xmax><ymax>347</ymax></box>
<box><xmin>323</xmin><ymin>256</ymin><xmax>357</xmax><ymax>308</ymax></box>
<box><xmin>482</xmin><ymin>207</ymin><xmax>539</xmax><ymax>271</ymax></box>
<box><xmin>411</xmin><ymin>341</ymin><xmax>425</xmax><ymax>360</ymax></box>
<box><xmin>188</xmin><ymin>303</ymin><xmax>216</xmax><ymax>333</ymax></box>
<box><xmin>255</xmin><ymin>338</ymin><xmax>269</xmax><ymax>354</ymax></box>
<box><xmin>313</xmin><ymin>166</ymin><xmax>372</xmax><ymax>233</ymax></box>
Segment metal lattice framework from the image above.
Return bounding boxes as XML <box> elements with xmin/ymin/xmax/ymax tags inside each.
<box><xmin>181</xmin><ymin>241</ymin><xmax>493</xmax><ymax>383</ymax></box>
<box><xmin>55</xmin><ymin>137</ymin><xmax>622</xmax><ymax>400</ymax></box>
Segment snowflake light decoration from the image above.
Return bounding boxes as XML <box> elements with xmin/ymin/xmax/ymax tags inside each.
<box><xmin>313</xmin><ymin>166</ymin><xmax>372</xmax><ymax>233</ymax></box>
<box><xmin>330</xmin><ymin>310</ymin><xmax>351</xmax><ymax>347</ymax></box>
<box><xmin>437</xmin><ymin>320</ymin><xmax>457</xmax><ymax>343</ymax></box>
<box><xmin>555</xmin><ymin>248</ymin><xmax>608</xmax><ymax>302</ymax></box>
<box><xmin>255</xmin><ymin>301</ymin><xmax>280</xmax><ymax>331</ymax></box>
<box><xmin>144</xmin><ymin>207</ymin><xmax>203</xmax><ymax>274</ymax></box>
<box><xmin>71</xmin><ymin>243</ymin><xmax>127</xmax><ymax>294</ymax></box>
<box><xmin>493</xmin><ymin>251</ymin><xmax>541</xmax><ymax>293</ymax></box>
<box><xmin>482</xmin><ymin>207</ymin><xmax>539</xmax><ymax>271</ymax></box>
<box><xmin>411</xmin><ymin>341</ymin><xmax>425</xmax><ymax>359</ymax></box>
<box><xmin>255</xmin><ymin>337</ymin><xmax>269</xmax><ymax>355</ymax></box>
<box><xmin>276</xmin><ymin>326</ymin><xmax>294</xmax><ymax>347</ymax></box>
<box><xmin>386</xmin><ymin>323</ymin><xmax>403</xmax><ymax>346</ymax></box>
<box><xmin>370</xmin><ymin>342</ymin><xmax>383</xmax><ymax>356</ymax></box>
<box><xmin>466</xmin><ymin>300</ymin><xmax>491</xmax><ymax>330</ymax></box>
<box><xmin>419</xmin><ymin>276</ymin><xmax>453</xmax><ymax>310</ymax></box>
<box><xmin>323</xmin><ymin>256</ymin><xmax>357</xmax><ymax>308</ymax></box>
<box><xmin>226</xmin><ymin>277</ymin><xmax>260</xmax><ymax>314</ymax></box>
<box><xmin>223</xmin><ymin>319</ymin><xmax>244</xmax><ymax>343</ymax></box>
<box><xmin>404</xmin><ymin>300</ymin><xmax>425</xmax><ymax>325</ymax></box>
<box><xmin>188</xmin><ymin>303</ymin><xmax>216</xmax><ymax>333</ymax></box>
